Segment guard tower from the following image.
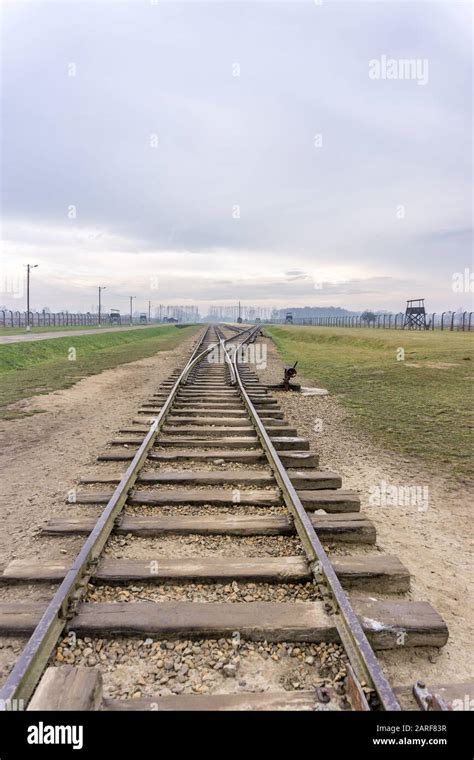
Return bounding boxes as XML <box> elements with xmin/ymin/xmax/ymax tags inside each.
<box><xmin>402</xmin><ymin>299</ymin><xmax>428</xmax><ymax>330</ymax></box>
<box><xmin>110</xmin><ymin>309</ymin><xmax>121</xmax><ymax>325</ymax></box>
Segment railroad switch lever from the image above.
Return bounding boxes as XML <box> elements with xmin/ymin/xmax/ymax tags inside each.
<box><xmin>282</xmin><ymin>361</ymin><xmax>298</xmax><ymax>391</ymax></box>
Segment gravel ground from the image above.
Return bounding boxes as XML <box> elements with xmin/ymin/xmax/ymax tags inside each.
<box><xmin>103</xmin><ymin>533</ymin><xmax>304</xmax><ymax>559</ymax></box>
<box><xmin>0</xmin><ymin>639</ymin><xmax>28</xmax><ymax>688</ymax></box>
<box><xmin>53</xmin><ymin>634</ymin><xmax>348</xmax><ymax>703</ymax></box>
<box><xmin>126</xmin><ymin>504</ymin><xmax>288</xmax><ymax>516</ymax></box>
<box><xmin>0</xmin><ymin>584</ymin><xmax>59</xmax><ymax>603</ymax></box>
<box><xmin>130</xmin><ymin>484</ymin><xmax>280</xmax><ymax>494</ymax></box>
<box><xmin>142</xmin><ymin>460</ymin><xmax>272</xmax><ymax>472</ymax></box>
<box><xmin>151</xmin><ymin>446</ymin><xmax>261</xmax><ymax>454</ymax></box>
<box><xmin>86</xmin><ymin>580</ymin><xmax>321</xmax><ymax>603</ymax></box>
<box><xmin>74</xmin><ymin>482</ymin><xmax>280</xmax><ymax>495</ymax></box>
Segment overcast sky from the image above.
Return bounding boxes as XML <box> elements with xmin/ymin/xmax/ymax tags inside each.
<box><xmin>1</xmin><ymin>0</ymin><xmax>472</xmax><ymax>315</ymax></box>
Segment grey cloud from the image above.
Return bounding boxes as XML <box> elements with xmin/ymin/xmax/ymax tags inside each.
<box><xmin>1</xmin><ymin>1</ymin><xmax>472</xmax><ymax>311</ymax></box>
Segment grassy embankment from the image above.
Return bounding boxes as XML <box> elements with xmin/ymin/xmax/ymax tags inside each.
<box><xmin>0</xmin><ymin>324</ymin><xmax>200</xmax><ymax>419</ymax></box>
<box><xmin>266</xmin><ymin>326</ymin><xmax>473</xmax><ymax>480</ymax></box>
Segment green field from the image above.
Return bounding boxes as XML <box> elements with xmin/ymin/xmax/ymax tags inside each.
<box><xmin>0</xmin><ymin>325</ymin><xmax>200</xmax><ymax>419</ymax></box>
<box><xmin>267</xmin><ymin>326</ymin><xmax>474</xmax><ymax>480</ymax></box>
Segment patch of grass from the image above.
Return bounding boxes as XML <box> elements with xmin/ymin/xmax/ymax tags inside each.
<box><xmin>0</xmin><ymin>325</ymin><xmax>200</xmax><ymax>415</ymax></box>
<box><xmin>266</xmin><ymin>326</ymin><xmax>474</xmax><ymax>480</ymax></box>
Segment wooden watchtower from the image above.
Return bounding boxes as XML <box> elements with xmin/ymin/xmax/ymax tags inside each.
<box><xmin>402</xmin><ymin>299</ymin><xmax>428</xmax><ymax>329</ymax></box>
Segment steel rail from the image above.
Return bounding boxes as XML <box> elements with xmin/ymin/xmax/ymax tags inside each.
<box><xmin>0</xmin><ymin>324</ymin><xmax>249</xmax><ymax>707</ymax></box>
<box><xmin>222</xmin><ymin>327</ymin><xmax>401</xmax><ymax>712</ymax></box>
<box><xmin>183</xmin><ymin>324</ymin><xmax>256</xmax><ymax>385</ymax></box>
<box><xmin>215</xmin><ymin>324</ymin><xmax>261</xmax><ymax>386</ymax></box>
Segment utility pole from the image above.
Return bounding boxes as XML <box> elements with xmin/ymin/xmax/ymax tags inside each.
<box><xmin>98</xmin><ymin>286</ymin><xmax>106</xmax><ymax>326</ymax></box>
<box><xmin>129</xmin><ymin>296</ymin><xmax>135</xmax><ymax>326</ymax></box>
<box><xmin>25</xmin><ymin>264</ymin><xmax>38</xmax><ymax>331</ymax></box>
<box><xmin>148</xmin><ymin>300</ymin><xmax>151</xmax><ymax>322</ymax></box>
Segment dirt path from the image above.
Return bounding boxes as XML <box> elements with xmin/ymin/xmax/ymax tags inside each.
<box><xmin>259</xmin><ymin>335</ymin><xmax>474</xmax><ymax>691</ymax></box>
<box><xmin>0</xmin><ymin>325</ymin><xmax>151</xmax><ymax>344</ymax></box>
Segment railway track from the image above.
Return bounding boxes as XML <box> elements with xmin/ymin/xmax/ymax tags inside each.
<box><xmin>0</xmin><ymin>323</ymin><xmax>462</xmax><ymax>712</ymax></box>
